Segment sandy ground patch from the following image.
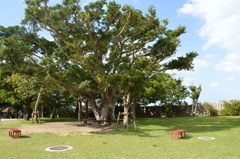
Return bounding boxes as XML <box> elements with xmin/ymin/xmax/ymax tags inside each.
<box><xmin>0</xmin><ymin>119</ymin><xmax>19</xmax><ymax>122</ymax></box>
<box><xmin>19</xmin><ymin>122</ymin><xmax>112</xmax><ymax>136</ymax></box>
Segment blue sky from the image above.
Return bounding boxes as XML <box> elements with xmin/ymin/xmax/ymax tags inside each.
<box><xmin>1</xmin><ymin>0</ymin><xmax>240</xmax><ymax>103</ymax></box>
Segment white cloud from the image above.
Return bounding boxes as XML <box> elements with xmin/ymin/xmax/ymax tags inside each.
<box><xmin>205</xmin><ymin>54</ymin><xmax>218</xmax><ymax>59</ymax></box>
<box><xmin>232</xmin><ymin>90</ymin><xmax>240</xmax><ymax>95</ymax></box>
<box><xmin>215</xmin><ymin>52</ymin><xmax>240</xmax><ymax>72</ymax></box>
<box><xmin>210</xmin><ymin>82</ymin><xmax>219</xmax><ymax>87</ymax></box>
<box><xmin>132</xmin><ymin>0</ymin><xmax>140</xmax><ymax>5</ymax></box>
<box><xmin>226</xmin><ymin>76</ymin><xmax>236</xmax><ymax>81</ymax></box>
<box><xmin>193</xmin><ymin>59</ymin><xmax>210</xmax><ymax>71</ymax></box>
<box><xmin>179</xmin><ymin>0</ymin><xmax>240</xmax><ymax>73</ymax></box>
<box><xmin>182</xmin><ymin>77</ymin><xmax>195</xmax><ymax>86</ymax></box>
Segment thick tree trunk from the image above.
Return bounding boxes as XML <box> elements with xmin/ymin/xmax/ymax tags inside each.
<box><xmin>23</xmin><ymin>97</ymin><xmax>34</xmax><ymax>120</ymax></box>
<box><xmin>100</xmin><ymin>91</ymin><xmax>111</xmax><ymax>120</ymax></box>
<box><xmin>131</xmin><ymin>98</ymin><xmax>138</xmax><ymax>120</ymax></box>
<box><xmin>87</xmin><ymin>99</ymin><xmax>101</xmax><ymax>120</ymax></box>
<box><xmin>24</xmin><ymin>103</ymin><xmax>31</xmax><ymax>121</ymax></box>
<box><xmin>100</xmin><ymin>106</ymin><xmax>109</xmax><ymax>120</ymax></box>
<box><xmin>131</xmin><ymin>105</ymin><xmax>136</xmax><ymax>120</ymax></box>
<box><xmin>100</xmin><ymin>97</ymin><xmax>116</xmax><ymax>122</ymax></box>
<box><xmin>100</xmin><ymin>87</ymin><xmax>119</xmax><ymax>120</ymax></box>
<box><xmin>73</xmin><ymin>87</ymin><xmax>119</xmax><ymax>121</ymax></box>
<box><xmin>123</xmin><ymin>93</ymin><xmax>131</xmax><ymax>130</ymax></box>
<box><xmin>24</xmin><ymin>106</ymin><xmax>29</xmax><ymax>120</ymax></box>
<box><xmin>77</xmin><ymin>98</ymin><xmax>82</xmax><ymax>121</ymax></box>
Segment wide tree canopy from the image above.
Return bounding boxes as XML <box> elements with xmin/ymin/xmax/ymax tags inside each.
<box><xmin>0</xmin><ymin>0</ymin><xmax>198</xmax><ymax>128</ymax></box>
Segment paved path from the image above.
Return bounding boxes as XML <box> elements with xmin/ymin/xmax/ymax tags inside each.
<box><xmin>0</xmin><ymin>119</ymin><xmax>19</xmax><ymax>122</ymax></box>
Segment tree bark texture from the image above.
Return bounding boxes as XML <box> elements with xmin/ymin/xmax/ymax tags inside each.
<box><xmin>131</xmin><ymin>105</ymin><xmax>136</xmax><ymax>120</ymax></box>
<box><xmin>100</xmin><ymin>87</ymin><xmax>119</xmax><ymax>120</ymax></box>
<box><xmin>123</xmin><ymin>106</ymin><xmax>129</xmax><ymax>130</ymax></box>
<box><xmin>24</xmin><ymin>102</ymin><xmax>31</xmax><ymax>121</ymax></box>
<box><xmin>111</xmin><ymin>105</ymin><xmax>116</xmax><ymax>120</ymax></box>
<box><xmin>73</xmin><ymin>87</ymin><xmax>120</xmax><ymax>121</ymax></box>
<box><xmin>194</xmin><ymin>101</ymin><xmax>198</xmax><ymax>115</ymax></box>
<box><xmin>77</xmin><ymin>98</ymin><xmax>82</xmax><ymax>121</ymax></box>
<box><xmin>50</xmin><ymin>107</ymin><xmax>56</xmax><ymax>119</ymax></box>
<box><xmin>131</xmin><ymin>98</ymin><xmax>138</xmax><ymax>120</ymax></box>
<box><xmin>100</xmin><ymin>106</ymin><xmax>109</xmax><ymax>121</ymax></box>
<box><xmin>123</xmin><ymin>94</ymin><xmax>131</xmax><ymax>130</ymax></box>
<box><xmin>85</xmin><ymin>100</ymin><xmax>89</xmax><ymax>119</ymax></box>
<box><xmin>33</xmin><ymin>91</ymin><xmax>42</xmax><ymax>123</ymax></box>
<box><xmin>87</xmin><ymin>99</ymin><xmax>101</xmax><ymax>120</ymax></box>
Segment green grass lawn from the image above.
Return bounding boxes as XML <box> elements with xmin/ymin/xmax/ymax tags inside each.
<box><xmin>0</xmin><ymin>116</ymin><xmax>240</xmax><ymax>159</ymax></box>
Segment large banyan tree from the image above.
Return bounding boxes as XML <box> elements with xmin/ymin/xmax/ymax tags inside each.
<box><xmin>20</xmin><ymin>0</ymin><xmax>197</xmax><ymax>128</ymax></box>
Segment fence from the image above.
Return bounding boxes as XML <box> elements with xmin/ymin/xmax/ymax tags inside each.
<box><xmin>207</xmin><ymin>102</ymin><xmax>224</xmax><ymax>112</ymax></box>
<box><xmin>117</xmin><ymin>102</ymin><xmax>225</xmax><ymax>118</ymax></box>
<box><xmin>135</xmin><ymin>105</ymin><xmax>208</xmax><ymax>118</ymax></box>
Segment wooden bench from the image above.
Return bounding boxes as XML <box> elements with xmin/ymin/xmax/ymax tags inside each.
<box><xmin>9</xmin><ymin>128</ymin><xmax>21</xmax><ymax>138</ymax></box>
<box><xmin>170</xmin><ymin>129</ymin><xmax>186</xmax><ymax>140</ymax></box>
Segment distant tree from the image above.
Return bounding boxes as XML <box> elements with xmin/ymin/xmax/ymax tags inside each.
<box><xmin>0</xmin><ymin>70</ymin><xmax>14</xmax><ymax>104</ymax></box>
<box><xmin>127</xmin><ymin>73</ymin><xmax>189</xmax><ymax>123</ymax></box>
<box><xmin>189</xmin><ymin>85</ymin><xmax>202</xmax><ymax>115</ymax></box>
<box><xmin>144</xmin><ymin>74</ymin><xmax>189</xmax><ymax>106</ymax></box>
<box><xmin>41</xmin><ymin>91</ymin><xmax>75</xmax><ymax>119</ymax></box>
<box><xmin>220</xmin><ymin>100</ymin><xmax>240</xmax><ymax>116</ymax></box>
<box><xmin>162</xmin><ymin>79</ymin><xmax>189</xmax><ymax>106</ymax></box>
<box><xmin>0</xmin><ymin>25</ymin><xmax>55</xmax><ymax>121</ymax></box>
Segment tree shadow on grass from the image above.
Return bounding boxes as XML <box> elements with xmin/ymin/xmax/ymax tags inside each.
<box><xmin>181</xmin><ymin>135</ymin><xmax>193</xmax><ymax>140</ymax></box>
<box><xmin>111</xmin><ymin>126</ymin><xmax>194</xmax><ymax>140</ymax></box>
<box><xmin>20</xmin><ymin>135</ymin><xmax>31</xmax><ymax>138</ymax></box>
<box><xmin>108</xmin><ymin>123</ymin><xmax>171</xmax><ymax>138</ymax></box>
<box><xmin>0</xmin><ymin>127</ymin><xmax>9</xmax><ymax>130</ymax></box>
<box><xmin>110</xmin><ymin>116</ymin><xmax>240</xmax><ymax>138</ymax></box>
<box><xmin>139</xmin><ymin>116</ymin><xmax>240</xmax><ymax>133</ymax></box>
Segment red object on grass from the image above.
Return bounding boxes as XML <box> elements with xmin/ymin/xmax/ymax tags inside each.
<box><xmin>170</xmin><ymin>129</ymin><xmax>186</xmax><ymax>140</ymax></box>
<box><xmin>9</xmin><ymin>128</ymin><xmax>21</xmax><ymax>138</ymax></box>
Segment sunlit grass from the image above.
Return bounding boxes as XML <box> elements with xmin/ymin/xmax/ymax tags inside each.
<box><xmin>0</xmin><ymin>116</ymin><xmax>239</xmax><ymax>159</ymax></box>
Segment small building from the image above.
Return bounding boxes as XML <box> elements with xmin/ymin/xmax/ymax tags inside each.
<box><xmin>2</xmin><ymin>108</ymin><xmax>13</xmax><ymax>118</ymax></box>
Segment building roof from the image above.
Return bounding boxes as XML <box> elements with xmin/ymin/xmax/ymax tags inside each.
<box><xmin>2</xmin><ymin>108</ymin><xmax>11</xmax><ymax>113</ymax></box>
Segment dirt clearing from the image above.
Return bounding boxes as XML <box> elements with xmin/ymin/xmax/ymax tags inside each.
<box><xmin>19</xmin><ymin>122</ymin><xmax>112</xmax><ymax>136</ymax></box>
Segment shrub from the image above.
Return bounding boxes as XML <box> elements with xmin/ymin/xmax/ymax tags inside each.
<box><xmin>220</xmin><ymin>109</ymin><xmax>228</xmax><ymax>116</ymax></box>
<box><xmin>203</xmin><ymin>103</ymin><xmax>218</xmax><ymax>116</ymax></box>
<box><xmin>220</xmin><ymin>100</ymin><xmax>240</xmax><ymax>116</ymax></box>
